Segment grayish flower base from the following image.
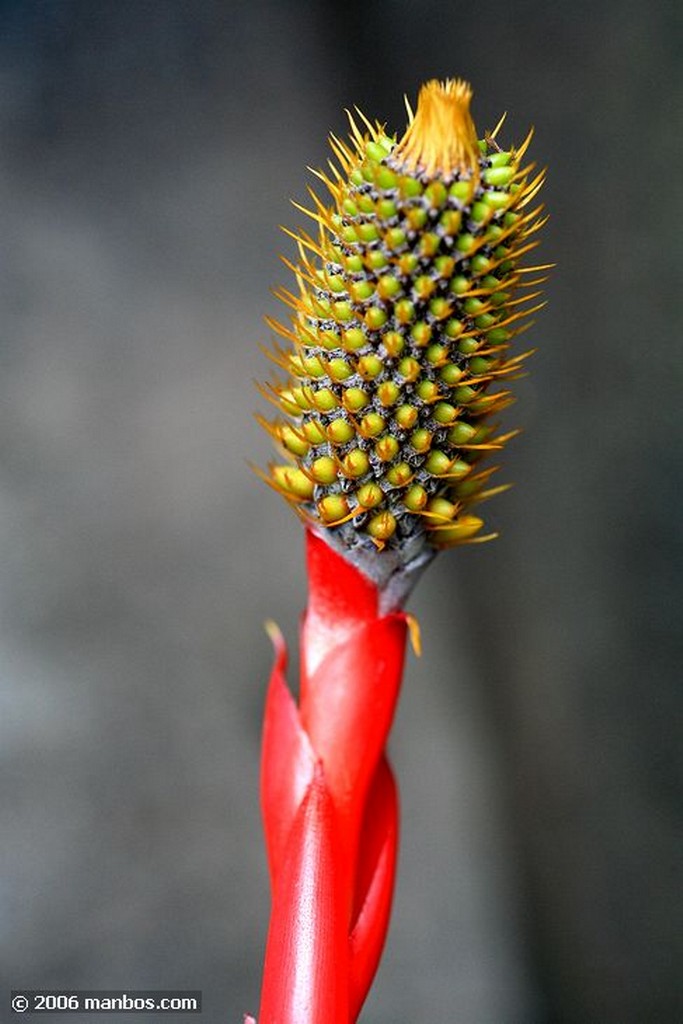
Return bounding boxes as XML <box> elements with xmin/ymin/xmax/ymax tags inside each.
<box><xmin>312</xmin><ymin>525</ymin><xmax>436</xmax><ymax>613</ymax></box>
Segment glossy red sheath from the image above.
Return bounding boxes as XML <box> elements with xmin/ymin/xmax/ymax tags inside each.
<box><xmin>258</xmin><ymin>529</ymin><xmax>408</xmax><ymax>1022</ymax></box>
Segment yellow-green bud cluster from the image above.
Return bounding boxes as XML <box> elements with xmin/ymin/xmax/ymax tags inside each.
<box><xmin>259</xmin><ymin>79</ymin><xmax>546</xmax><ymax>553</ymax></box>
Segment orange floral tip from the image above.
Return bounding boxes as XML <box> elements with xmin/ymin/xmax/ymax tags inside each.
<box><xmin>393</xmin><ymin>78</ymin><xmax>480</xmax><ymax>180</ymax></box>
<box><xmin>256</xmin><ymin>78</ymin><xmax>549</xmax><ymax>559</ymax></box>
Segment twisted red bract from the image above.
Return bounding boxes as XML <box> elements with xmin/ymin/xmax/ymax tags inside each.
<box><xmin>258</xmin><ymin>530</ymin><xmax>408</xmax><ymax>1022</ymax></box>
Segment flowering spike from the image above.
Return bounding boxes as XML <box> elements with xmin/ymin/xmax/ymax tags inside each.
<box><xmin>257</xmin><ymin>80</ymin><xmax>547</xmax><ymax>563</ymax></box>
<box><xmin>254</xmin><ymin>81</ymin><xmax>550</xmax><ymax>1023</ymax></box>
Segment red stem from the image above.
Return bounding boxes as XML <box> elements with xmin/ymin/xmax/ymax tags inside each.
<box><xmin>258</xmin><ymin>529</ymin><xmax>409</xmax><ymax>1022</ymax></box>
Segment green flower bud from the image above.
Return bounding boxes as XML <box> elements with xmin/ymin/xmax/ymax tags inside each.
<box><xmin>311</xmin><ymin>456</ymin><xmax>338</xmax><ymax>484</ymax></box>
<box><xmin>364</xmin><ymin>307</ymin><xmax>388</xmax><ymax>330</ymax></box>
<box><xmin>395</xmin><ymin>298</ymin><xmax>416</xmax><ymax>324</ymax></box>
<box><xmin>342</xmin><ymin>387</ymin><xmax>368</xmax><ymax>412</ymax></box>
<box><xmin>429</xmin><ymin>297</ymin><xmax>451</xmax><ymax>320</ymax></box>
<box><xmin>385</xmin><ymin>461</ymin><xmax>412</xmax><ymax>487</ymax></box>
<box><xmin>439</xmin><ymin>210</ymin><xmax>462</xmax><ymax>235</ymax></box>
<box><xmin>434</xmin><ymin>255</ymin><xmax>456</xmax><ymax>278</ymax></box>
<box><xmin>356</xmin><ymin>482</ymin><xmax>383</xmax><ymax>508</ymax></box>
<box><xmin>273</xmin><ymin>466</ymin><xmax>314</xmax><ymax>500</ymax></box>
<box><xmin>377</xmin><ymin>381</ymin><xmax>401</xmax><ymax>407</ymax></box>
<box><xmin>357</xmin><ymin>354</ymin><xmax>384</xmax><ymax>379</ymax></box>
<box><xmin>400</xmin><ymin>175</ymin><xmax>423</xmax><ymax>198</ymax></box>
<box><xmin>404</xmin><ymin>484</ymin><xmax>428</xmax><ymax>511</ymax></box>
<box><xmin>326</xmin><ymin>418</ymin><xmax>356</xmax><ymax>445</ymax></box>
<box><xmin>318</xmin><ymin>494</ymin><xmax>349</xmax><ymax>523</ymax></box>
<box><xmin>350</xmin><ymin>279</ymin><xmax>375</xmax><ymax>302</ymax></box>
<box><xmin>367</xmin><ymin>510</ymin><xmax>397</xmax><ymax>541</ymax></box>
<box><xmin>424</xmin><ymin>450</ymin><xmax>452</xmax><ymax>475</ymax></box>
<box><xmin>416</xmin><ymin>380</ymin><xmax>439</xmax><ymax>402</ymax></box>
<box><xmin>450</xmin><ymin>275</ymin><xmax>469</xmax><ymax>295</ymax></box>
<box><xmin>407</xmin><ymin>207</ymin><xmax>428</xmax><ymax>231</ymax></box>
<box><xmin>410</xmin><ymin>428</ymin><xmax>432</xmax><ymax>453</ymax></box>
<box><xmin>397</xmin><ymin>252</ymin><xmax>419</xmax><ymax>276</ymax></box>
<box><xmin>332</xmin><ymin>300</ymin><xmax>353</xmax><ymax>322</ymax></box>
<box><xmin>415</xmin><ymin>275</ymin><xmax>436</xmax><ymax>300</ymax></box>
<box><xmin>342</xmin><ymin>327</ymin><xmax>367</xmax><ymax>352</ymax></box>
<box><xmin>343</xmin><ymin>449</ymin><xmax>370</xmax><ymax>478</ymax></box>
<box><xmin>358</xmin><ymin>222</ymin><xmax>380</xmax><ymax>243</ymax></box>
<box><xmin>365</xmin><ymin>140</ymin><xmax>388</xmax><ymax>162</ymax></box>
<box><xmin>318</xmin><ymin>329</ymin><xmax>341</xmax><ymax>350</ymax></box>
<box><xmin>312</xmin><ymin>388</ymin><xmax>338</xmax><ymax>412</ymax></box>
<box><xmin>302</xmin><ymin>419</ymin><xmax>326</xmax><ymax>444</ymax></box>
<box><xmin>469</xmin><ymin>356</ymin><xmax>491</xmax><ymax>375</ymax></box>
<box><xmin>454</xmin><ymin>385</ymin><xmax>477</xmax><ymax>404</ymax></box>
<box><xmin>386</xmin><ymin>227</ymin><xmax>407</xmax><ymax>250</ymax></box>
<box><xmin>425</xmin><ymin>181</ymin><xmax>448</xmax><ymax>208</ymax></box>
<box><xmin>419</xmin><ymin>232</ymin><xmax>440</xmax><ymax>257</ymax></box>
<box><xmin>377</xmin><ymin>275</ymin><xmax>401</xmax><ymax>300</ymax></box>
<box><xmin>433</xmin><ymin>402</ymin><xmax>457</xmax><ymax>424</ymax></box>
<box><xmin>394</xmin><ymin>404</ymin><xmax>418</xmax><ymax>429</ymax></box>
<box><xmin>360</xmin><ymin>412</ymin><xmax>385</xmax><ymax>437</ymax></box>
<box><xmin>483</xmin><ymin>165</ymin><xmax>514</xmax><ymax>187</ymax></box>
<box><xmin>327</xmin><ymin>358</ymin><xmax>352</xmax><ymax>382</ymax></box>
<box><xmin>449</xmin><ymin>180</ymin><xmax>473</xmax><ymax>202</ymax></box>
<box><xmin>426</xmin><ymin>344</ymin><xmax>448</xmax><ymax>365</ymax></box>
<box><xmin>375</xmin><ymin>166</ymin><xmax>398</xmax><ymax>190</ymax></box>
<box><xmin>447</xmin><ymin>422</ymin><xmax>477</xmax><ymax>445</ymax></box>
<box><xmin>471</xmin><ymin>253</ymin><xmax>491</xmax><ymax>273</ymax></box>
<box><xmin>483</xmin><ymin>190</ymin><xmax>510</xmax><ymax>209</ymax></box>
<box><xmin>444</xmin><ymin>318</ymin><xmax>464</xmax><ymax>339</ymax></box>
<box><xmin>345</xmin><ymin>253</ymin><xmax>364</xmax><ymax>272</ymax></box>
<box><xmin>366</xmin><ymin>249</ymin><xmax>389</xmax><ymax>270</ymax></box>
<box><xmin>280</xmin><ymin>424</ymin><xmax>310</xmax><ymax>456</ymax></box>
<box><xmin>382</xmin><ymin>331</ymin><xmax>405</xmax><ymax>357</ymax></box>
<box><xmin>439</xmin><ymin>363</ymin><xmax>463</xmax><ymax>385</ymax></box>
<box><xmin>375</xmin><ymin>435</ymin><xmax>400</xmax><ymax>462</ymax></box>
<box><xmin>410</xmin><ymin>322</ymin><xmax>432</xmax><ymax>347</ymax></box>
<box><xmin>426</xmin><ymin>496</ymin><xmax>457</xmax><ymax>519</ymax></box>
<box><xmin>398</xmin><ymin>356</ymin><xmax>420</xmax><ymax>382</ymax></box>
<box><xmin>458</xmin><ymin>337</ymin><xmax>479</xmax><ymax>355</ymax></box>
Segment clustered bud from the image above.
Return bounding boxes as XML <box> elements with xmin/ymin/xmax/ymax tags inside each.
<box><xmin>258</xmin><ymin>79</ymin><xmax>547</xmax><ymax>554</ymax></box>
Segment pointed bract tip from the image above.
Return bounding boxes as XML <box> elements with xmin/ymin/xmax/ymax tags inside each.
<box><xmin>264</xmin><ymin>619</ymin><xmax>286</xmax><ymax>656</ymax></box>
<box><xmin>405</xmin><ymin>613</ymin><xmax>422</xmax><ymax>657</ymax></box>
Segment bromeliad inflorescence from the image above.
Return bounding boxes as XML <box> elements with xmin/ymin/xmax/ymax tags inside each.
<box><xmin>258</xmin><ymin>79</ymin><xmax>547</xmax><ymax>557</ymax></box>
<box><xmin>252</xmin><ymin>79</ymin><xmax>548</xmax><ymax>1023</ymax></box>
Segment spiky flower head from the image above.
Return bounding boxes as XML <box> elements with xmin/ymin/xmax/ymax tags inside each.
<box><xmin>257</xmin><ymin>79</ymin><xmax>547</xmax><ymax>561</ymax></box>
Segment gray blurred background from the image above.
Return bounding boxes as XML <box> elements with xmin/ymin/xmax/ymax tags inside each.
<box><xmin>1</xmin><ymin>1</ymin><xmax>681</xmax><ymax>1021</ymax></box>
